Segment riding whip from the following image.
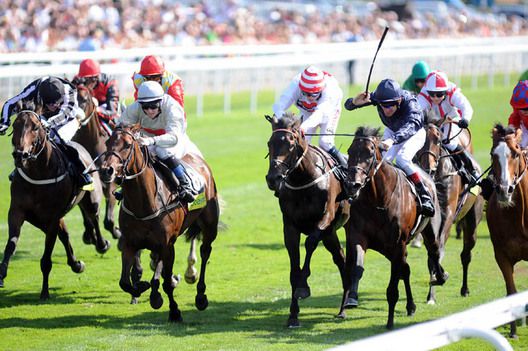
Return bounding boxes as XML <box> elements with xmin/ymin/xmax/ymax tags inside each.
<box><xmin>365</xmin><ymin>26</ymin><xmax>389</xmax><ymax>94</ymax></box>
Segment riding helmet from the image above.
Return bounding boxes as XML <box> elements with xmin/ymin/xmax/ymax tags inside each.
<box><xmin>511</xmin><ymin>80</ymin><xmax>528</xmax><ymax>110</ymax></box>
<box><xmin>39</xmin><ymin>77</ymin><xmax>64</xmax><ymax>104</ymax></box>
<box><xmin>78</xmin><ymin>59</ymin><xmax>101</xmax><ymax>78</ymax></box>
<box><xmin>371</xmin><ymin>79</ymin><xmax>402</xmax><ymax>103</ymax></box>
<box><xmin>137</xmin><ymin>81</ymin><xmax>164</xmax><ymax>102</ymax></box>
<box><xmin>412</xmin><ymin>60</ymin><xmax>430</xmax><ymax>80</ymax></box>
<box><xmin>424</xmin><ymin>71</ymin><xmax>449</xmax><ymax>92</ymax></box>
<box><xmin>139</xmin><ymin>55</ymin><xmax>165</xmax><ymax>76</ymax></box>
<box><xmin>299</xmin><ymin>66</ymin><xmax>326</xmax><ymax>94</ymax></box>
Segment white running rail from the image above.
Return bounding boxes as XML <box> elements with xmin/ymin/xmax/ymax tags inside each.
<box><xmin>327</xmin><ymin>290</ymin><xmax>528</xmax><ymax>351</ymax></box>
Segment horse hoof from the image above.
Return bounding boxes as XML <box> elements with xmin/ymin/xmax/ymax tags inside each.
<box><xmin>150</xmin><ymin>292</ymin><xmax>163</xmax><ymax>310</ymax></box>
<box><xmin>0</xmin><ymin>277</ymin><xmax>4</xmax><ymax>288</ymax></box>
<box><xmin>287</xmin><ymin>318</ymin><xmax>300</xmax><ymax>328</ymax></box>
<box><xmin>196</xmin><ymin>294</ymin><xmax>208</xmax><ymax>311</ymax></box>
<box><xmin>135</xmin><ymin>281</ymin><xmax>151</xmax><ymax>297</ymax></box>
<box><xmin>407</xmin><ymin>305</ymin><xmax>416</xmax><ymax>316</ymax></box>
<box><xmin>171</xmin><ymin>274</ymin><xmax>181</xmax><ymax>288</ymax></box>
<box><xmin>460</xmin><ymin>287</ymin><xmax>469</xmax><ymax>297</ymax></box>
<box><xmin>430</xmin><ymin>272</ymin><xmax>449</xmax><ymax>286</ymax></box>
<box><xmin>169</xmin><ymin>311</ymin><xmax>183</xmax><ymax>323</ymax></box>
<box><xmin>185</xmin><ymin>267</ymin><xmax>198</xmax><ymax>284</ymax></box>
<box><xmin>294</xmin><ymin>287</ymin><xmax>311</xmax><ymax>300</ymax></box>
<box><xmin>130</xmin><ymin>297</ymin><xmax>138</xmax><ymax>305</ymax></box>
<box><xmin>112</xmin><ymin>227</ymin><xmax>122</xmax><ymax>240</ymax></box>
<box><xmin>40</xmin><ymin>291</ymin><xmax>50</xmax><ymax>300</ymax></box>
<box><xmin>82</xmin><ymin>232</ymin><xmax>93</xmax><ymax>245</ymax></box>
<box><xmin>72</xmin><ymin>261</ymin><xmax>85</xmax><ymax>274</ymax></box>
<box><xmin>336</xmin><ymin>311</ymin><xmax>346</xmax><ymax>319</ymax></box>
<box><xmin>427</xmin><ymin>299</ymin><xmax>436</xmax><ymax>305</ymax></box>
<box><xmin>96</xmin><ymin>240</ymin><xmax>111</xmax><ymax>254</ymax></box>
<box><xmin>343</xmin><ymin>297</ymin><xmax>359</xmax><ymax>309</ymax></box>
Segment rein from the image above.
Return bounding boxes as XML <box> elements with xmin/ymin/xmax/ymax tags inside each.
<box><xmin>348</xmin><ymin>136</ymin><xmax>382</xmax><ymax>191</ymax></box>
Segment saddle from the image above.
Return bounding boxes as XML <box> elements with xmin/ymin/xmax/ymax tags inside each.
<box><xmin>152</xmin><ymin>157</ymin><xmax>205</xmax><ymax>197</ymax></box>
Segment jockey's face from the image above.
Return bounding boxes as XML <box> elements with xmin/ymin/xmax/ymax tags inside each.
<box><xmin>428</xmin><ymin>91</ymin><xmax>446</xmax><ymax>105</ymax></box>
<box><xmin>84</xmin><ymin>76</ymin><xmax>98</xmax><ymax>89</ymax></box>
<box><xmin>45</xmin><ymin>100</ymin><xmax>62</xmax><ymax>113</ymax></box>
<box><xmin>144</xmin><ymin>75</ymin><xmax>162</xmax><ymax>84</ymax></box>
<box><xmin>301</xmin><ymin>90</ymin><xmax>321</xmax><ymax>101</ymax></box>
<box><xmin>519</xmin><ymin>107</ymin><xmax>528</xmax><ymax>116</ymax></box>
<box><xmin>380</xmin><ymin>99</ymin><xmax>400</xmax><ymax>117</ymax></box>
<box><xmin>415</xmin><ymin>78</ymin><xmax>425</xmax><ymax>90</ymax></box>
<box><xmin>141</xmin><ymin>101</ymin><xmax>161</xmax><ymax>119</ymax></box>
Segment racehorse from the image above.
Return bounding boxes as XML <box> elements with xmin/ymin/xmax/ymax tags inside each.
<box><xmin>98</xmin><ymin>125</ymin><xmax>219</xmax><ymax>322</ymax></box>
<box><xmin>486</xmin><ymin>123</ymin><xmax>528</xmax><ymax>338</ymax></box>
<box><xmin>339</xmin><ymin>126</ymin><xmax>448</xmax><ymax>329</ymax></box>
<box><xmin>0</xmin><ymin>104</ymin><xmax>109</xmax><ymax>299</ymax></box>
<box><xmin>417</xmin><ymin>122</ymin><xmax>484</xmax><ymax>302</ymax></box>
<box><xmin>265</xmin><ymin>113</ymin><xmax>349</xmax><ymax>328</ymax></box>
<box><xmin>72</xmin><ymin>84</ymin><xmax>121</xmax><ymax>241</ymax></box>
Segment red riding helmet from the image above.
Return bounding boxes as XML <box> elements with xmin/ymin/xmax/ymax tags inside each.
<box><xmin>511</xmin><ymin>80</ymin><xmax>528</xmax><ymax>110</ymax></box>
<box><xmin>78</xmin><ymin>59</ymin><xmax>101</xmax><ymax>78</ymax></box>
<box><xmin>139</xmin><ymin>55</ymin><xmax>165</xmax><ymax>76</ymax></box>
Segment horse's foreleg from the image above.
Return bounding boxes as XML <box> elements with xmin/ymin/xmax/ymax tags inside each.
<box><xmin>342</xmin><ymin>243</ymin><xmax>365</xmax><ymax>310</ymax></box>
<box><xmin>495</xmin><ymin>251</ymin><xmax>518</xmax><ymax>338</ymax></box>
<box><xmin>386</xmin><ymin>257</ymin><xmax>402</xmax><ymax>330</ymax></box>
<box><xmin>103</xmin><ymin>183</ymin><xmax>121</xmax><ymax>239</ymax></box>
<box><xmin>401</xmin><ymin>256</ymin><xmax>416</xmax><ymax>316</ymax></box>
<box><xmin>149</xmin><ymin>258</ymin><xmax>164</xmax><ymax>309</ymax></box>
<box><xmin>160</xmin><ymin>245</ymin><xmax>182</xmax><ymax>323</ymax></box>
<box><xmin>57</xmin><ymin>219</ymin><xmax>85</xmax><ymax>274</ymax></box>
<box><xmin>79</xmin><ymin>194</ymin><xmax>110</xmax><ymax>254</ymax></box>
<box><xmin>0</xmin><ymin>208</ymin><xmax>25</xmax><ymax>288</ymax></box>
<box><xmin>284</xmin><ymin>224</ymin><xmax>301</xmax><ymax>328</ymax></box>
<box><xmin>460</xmin><ymin>209</ymin><xmax>478</xmax><ymax>297</ymax></box>
<box><xmin>185</xmin><ymin>237</ymin><xmax>198</xmax><ymax>284</ymax></box>
<box><xmin>40</xmin><ymin>224</ymin><xmax>60</xmax><ymax>300</ymax></box>
<box><xmin>130</xmin><ymin>250</ymin><xmax>143</xmax><ymax>304</ymax></box>
<box><xmin>422</xmin><ymin>224</ymin><xmax>449</xmax><ymax>287</ymax></box>
<box><xmin>194</xmin><ymin>209</ymin><xmax>218</xmax><ymax>311</ymax></box>
<box><xmin>120</xmin><ymin>246</ymin><xmax>150</xmax><ymax>298</ymax></box>
<box><xmin>297</xmin><ymin>231</ymin><xmax>321</xmax><ymax>300</ymax></box>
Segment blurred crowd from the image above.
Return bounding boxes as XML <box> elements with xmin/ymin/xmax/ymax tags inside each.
<box><xmin>1</xmin><ymin>0</ymin><xmax>527</xmax><ymax>53</ymax></box>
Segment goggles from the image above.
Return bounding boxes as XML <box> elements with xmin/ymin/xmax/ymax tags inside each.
<box><xmin>140</xmin><ymin>101</ymin><xmax>161</xmax><ymax>111</ymax></box>
<box><xmin>414</xmin><ymin>78</ymin><xmax>426</xmax><ymax>84</ymax></box>
<box><xmin>301</xmin><ymin>91</ymin><xmax>321</xmax><ymax>98</ymax></box>
<box><xmin>144</xmin><ymin>75</ymin><xmax>162</xmax><ymax>82</ymax></box>
<box><xmin>379</xmin><ymin>101</ymin><xmax>399</xmax><ymax>108</ymax></box>
<box><xmin>428</xmin><ymin>91</ymin><xmax>446</xmax><ymax>98</ymax></box>
<box><xmin>519</xmin><ymin>107</ymin><xmax>528</xmax><ymax>112</ymax></box>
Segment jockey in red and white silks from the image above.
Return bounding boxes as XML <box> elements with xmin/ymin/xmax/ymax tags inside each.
<box><xmin>272</xmin><ymin>65</ymin><xmax>346</xmax><ymax>166</ymax></box>
<box><xmin>417</xmin><ymin>70</ymin><xmax>473</xmax><ymax>152</ymax></box>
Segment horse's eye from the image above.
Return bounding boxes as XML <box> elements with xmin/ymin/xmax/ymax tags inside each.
<box><xmin>123</xmin><ymin>143</ymin><xmax>132</xmax><ymax>150</ymax></box>
<box><xmin>33</xmin><ymin>125</ymin><xmax>39</xmax><ymax>131</ymax></box>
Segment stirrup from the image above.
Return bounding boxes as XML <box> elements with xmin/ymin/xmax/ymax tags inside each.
<box><xmin>80</xmin><ymin>173</ymin><xmax>94</xmax><ymax>191</ymax></box>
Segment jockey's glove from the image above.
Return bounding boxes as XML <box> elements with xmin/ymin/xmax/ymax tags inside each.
<box><xmin>380</xmin><ymin>138</ymin><xmax>394</xmax><ymax>151</ymax></box>
<box><xmin>344</xmin><ymin>98</ymin><xmax>356</xmax><ymax>111</ymax></box>
<box><xmin>457</xmin><ymin>118</ymin><xmax>469</xmax><ymax>129</ymax></box>
<box><xmin>40</xmin><ymin>118</ymin><xmax>50</xmax><ymax>129</ymax></box>
<box><xmin>139</xmin><ymin>136</ymin><xmax>155</xmax><ymax>146</ymax></box>
<box><xmin>0</xmin><ymin>124</ymin><xmax>8</xmax><ymax>135</ymax></box>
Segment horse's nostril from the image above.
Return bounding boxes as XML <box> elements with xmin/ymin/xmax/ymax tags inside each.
<box><xmin>508</xmin><ymin>186</ymin><xmax>515</xmax><ymax>194</ymax></box>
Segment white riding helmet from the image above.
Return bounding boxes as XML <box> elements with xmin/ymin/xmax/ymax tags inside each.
<box><xmin>424</xmin><ymin>71</ymin><xmax>449</xmax><ymax>92</ymax></box>
<box><xmin>137</xmin><ymin>81</ymin><xmax>164</xmax><ymax>102</ymax></box>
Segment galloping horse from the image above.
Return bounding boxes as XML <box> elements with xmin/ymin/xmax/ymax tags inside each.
<box><xmin>486</xmin><ymin>124</ymin><xmax>528</xmax><ymax>338</ymax></box>
<box><xmin>0</xmin><ymin>104</ymin><xmax>109</xmax><ymax>299</ymax></box>
<box><xmin>339</xmin><ymin>126</ymin><xmax>448</xmax><ymax>329</ymax></box>
<box><xmin>99</xmin><ymin>125</ymin><xmax>219</xmax><ymax>322</ymax></box>
<box><xmin>72</xmin><ymin>84</ymin><xmax>121</xmax><ymax>240</ymax></box>
<box><xmin>417</xmin><ymin>122</ymin><xmax>484</xmax><ymax>302</ymax></box>
<box><xmin>265</xmin><ymin>113</ymin><xmax>349</xmax><ymax>328</ymax></box>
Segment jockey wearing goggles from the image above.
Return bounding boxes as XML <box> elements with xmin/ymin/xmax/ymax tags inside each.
<box><xmin>74</xmin><ymin>59</ymin><xmax>120</xmax><ymax>122</ymax></box>
<box><xmin>402</xmin><ymin>60</ymin><xmax>430</xmax><ymax>95</ymax></box>
<box><xmin>0</xmin><ymin>76</ymin><xmax>92</xmax><ymax>189</ymax></box>
<box><xmin>272</xmin><ymin>65</ymin><xmax>347</xmax><ymax>169</ymax></box>
<box><xmin>132</xmin><ymin>55</ymin><xmax>185</xmax><ymax>114</ymax></box>
<box><xmin>345</xmin><ymin>79</ymin><xmax>435</xmax><ymax>217</ymax></box>
<box><xmin>117</xmin><ymin>81</ymin><xmax>201</xmax><ymax>203</ymax></box>
<box><xmin>417</xmin><ymin>70</ymin><xmax>480</xmax><ymax>185</ymax></box>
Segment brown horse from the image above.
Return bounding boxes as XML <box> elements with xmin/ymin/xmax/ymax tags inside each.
<box><xmin>98</xmin><ymin>125</ymin><xmax>219</xmax><ymax>322</ymax></box>
<box><xmin>0</xmin><ymin>105</ymin><xmax>109</xmax><ymax>299</ymax></box>
<box><xmin>265</xmin><ymin>113</ymin><xmax>349</xmax><ymax>328</ymax></box>
<box><xmin>486</xmin><ymin>123</ymin><xmax>528</xmax><ymax>338</ymax></box>
<box><xmin>72</xmin><ymin>85</ymin><xmax>121</xmax><ymax>240</ymax></box>
<box><xmin>417</xmin><ymin>122</ymin><xmax>484</xmax><ymax>302</ymax></box>
<box><xmin>339</xmin><ymin>126</ymin><xmax>448</xmax><ymax>329</ymax></box>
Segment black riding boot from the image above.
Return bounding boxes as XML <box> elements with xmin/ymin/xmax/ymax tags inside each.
<box><xmin>480</xmin><ymin>170</ymin><xmax>494</xmax><ymax>201</ymax></box>
<box><xmin>164</xmin><ymin>156</ymin><xmax>195</xmax><ymax>203</ymax></box>
<box><xmin>61</xmin><ymin>142</ymin><xmax>94</xmax><ymax>191</ymax></box>
<box><xmin>328</xmin><ymin>146</ymin><xmax>348</xmax><ymax>169</ymax></box>
<box><xmin>452</xmin><ymin>145</ymin><xmax>480</xmax><ymax>185</ymax></box>
<box><xmin>410</xmin><ymin>175</ymin><xmax>435</xmax><ymax>217</ymax></box>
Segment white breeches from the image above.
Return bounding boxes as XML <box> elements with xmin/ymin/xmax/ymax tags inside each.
<box><xmin>300</xmin><ymin>106</ymin><xmax>342</xmax><ymax>152</ymax></box>
<box><xmin>383</xmin><ymin>127</ymin><xmax>426</xmax><ymax>176</ymax></box>
<box><xmin>147</xmin><ymin>134</ymin><xmax>204</xmax><ymax>160</ymax></box>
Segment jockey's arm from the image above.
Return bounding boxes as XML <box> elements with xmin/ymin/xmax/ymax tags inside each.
<box><xmin>105</xmin><ymin>81</ymin><xmax>120</xmax><ymax>113</ymax></box>
<box><xmin>151</xmin><ymin>99</ymin><xmax>184</xmax><ymax>148</ymax></box>
<box><xmin>273</xmin><ymin>79</ymin><xmax>298</xmax><ymax>118</ymax></box>
<box><xmin>451</xmin><ymin>90</ymin><xmax>473</xmax><ymax>122</ymax></box>
<box><xmin>48</xmin><ymin>82</ymin><xmax>77</xmax><ymax>128</ymax></box>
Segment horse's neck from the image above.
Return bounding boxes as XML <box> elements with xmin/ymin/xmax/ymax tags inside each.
<box><xmin>369</xmin><ymin>162</ymin><xmax>401</xmax><ymax>205</ymax></box>
<box><xmin>289</xmin><ymin>146</ymin><xmax>324</xmax><ymax>183</ymax></box>
<box><xmin>23</xmin><ymin>141</ymin><xmax>64</xmax><ymax>178</ymax></box>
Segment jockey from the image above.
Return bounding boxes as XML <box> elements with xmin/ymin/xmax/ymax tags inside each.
<box><xmin>132</xmin><ymin>55</ymin><xmax>185</xmax><ymax>111</ymax></box>
<box><xmin>74</xmin><ymin>59</ymin><xmax>120</xmax><ymax>124</ymax></box>
<box><xmin>417</xmin><ymin>70</ymin><xmax>480</xmax><ymax>185</ymax></box>
<box><xmin>345</xmin><ymin>79</ymin><xmax>435</xmax><ymax>217</ymax></box>
<box><xmin>272</xmin><ymin>65</ymin><xmax>347</xmax><ymax>168</ymax></box>
<box><xmin>0</xmin><ymin>76</ymin><xmax>92</xmax><ymax>190</ymax></box>
<box><xmin>402</xmin><ymin>60</ymin><xmax>430</xmax><ymax>95</ymax></box>
<box><xmin>118</xmin><ymin>81</ymin><xmax>195</xmax><ymax>203</ymax></box>
<box><xmin>481</xmin><ymin>80</ymin><xmax>528</xmax><ymax>200</ymax></box>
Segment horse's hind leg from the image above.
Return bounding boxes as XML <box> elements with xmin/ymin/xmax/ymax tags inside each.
<box><xmin>284</xmin><ymin>222</ymin><xmax>302</xmax><ymax>328</ymax></box>
<box><xmin>185</xmin><ymin>237</ymin><xmax>198</xmax><ymax>284</ymax></box>
<box><xmin>338</xmin><ymin>240</ymin><xmax>365</xmax><ymax>318</ymax></box>
<box><xmin>120</xmin><ymin>245</ymin><xmax>150</xmax><ymax>299</ymax></box>
<box><xmin>386</xmin><ymin>257</ymin><xmax>403</xmax><ymax>330</ymax></box>
<box><xmin>103</xmin><ymin>183</ymin><xmax>121</xmax><ymax>239</ymax></box>
<box><xmin>460</xmin><ymin>202</ymin><xmax>481</xmax><ymax>297</ymax></box>
<box><xmin>149</xmin><ymin>258</ymin><xmax>164</xmax><ymax>309</ymax></box>
<box><xmin>160</xmin><ymin>245</ymin><xmax>182</xmax><ymax>323</ymax></box>
<box><xmin>79</xmin><ymin>195</ymin><xmax>110</xmax><ymax>254</ymax></box>
<box><xmin>495</xmin><ymin>250</ymin><xmax>518</xmax><ymax>338</ymax></box>
<box><xmin>130</xmin><ymin>250</ymin><xmax>143</xmax><ymax>304</ymax></box>
<box><xmin>57</xmin><ymin>219</ymin><xmax>85</xmax><ymax>274</ymax></box>
<box><xmin>401</xmin><ymin>256</ymin><xmax>416</xmax><ymax>316</ymax></box>
<box><xmin>0</xmin><ymin>208</ymin><xmax>25</xmax><ymax>288</ymax></box>
<box><xmin>40</xmin><ymin>223</ymin><xmax>62</xmax><ymax>300</ymax></box>
<box><xmin>296</xmin><ymin>231</ymin><xmax>322</xmax><ymax>300</ymax></box>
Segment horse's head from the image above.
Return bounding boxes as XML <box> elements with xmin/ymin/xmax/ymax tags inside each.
<box><xmin>76</xmin><ymin>85</ymin><xmax>96</xmax><ymax>125</ymax></box>
<box><xmin>419</xmin><ymin>123</ymin><xmax>443</xmax><ymax>176</ymax></box>
<box><xmin>99</xmin><ymin>124</ymin><xmax>142</xmax><ymax>184</ymax></box>
<box><xmin>11</xmin><ymin>104</ymin><xmax>47</xmax><ymax>168</ymax></box>
<box><xmin>264</xmin><ymin>112</ymin><xmax>307</xmax><ymax>193</ymax></box>
<box><xmin>344</xmin><ymin>126</ymin><xmax>382</xmax><ymax>199</ymax></box>
<box><xmin>490</xmin><ymin>123</ymin><xmax>525</xmax><ymax>204</ymax></box>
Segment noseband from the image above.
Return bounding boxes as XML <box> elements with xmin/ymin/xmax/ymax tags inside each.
<box><xmin>103</xmin><ymin>129</ymin><xmax>148</xmax><ymax>181</ymax></box>
<box><xmin>493</xmin><ymin>139</ymin><xmax>528</xmax><ymax>190</ymax></box>
<box><xmin>348</xmin><ymin>136</ymin><xmax>381</xmax><ymax>189</ymax></box>
<box><xmin>269</xmin><ymin>128</ymin><xmax>308</xmax><ymax>179</ymax></box>
<box><xmin>12</xmin><ymin>110</ymin><xmax>47</xmax><ymax>161</ymax></box>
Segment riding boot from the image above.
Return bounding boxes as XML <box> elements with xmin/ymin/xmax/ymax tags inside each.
<box><xmin>480</xmin><ymin>170</ymin><xmax>494</xmax><ymax>201</ymax></box>
<box><xmin>452</xmin><ymin>145</ymin><xmax>480</xmax><ymax>185</ymax></box>
<box><xmin>409</xmin><ymin>173</ymin><xmax>435</xmax><ymax>217</ymax></box>
<box><xmin>164</xmin><ymin>156</ymin><xmax>195</xmax><ymax>203</ymax></box>
<box><xmin>61</xmin><ymin>142</ymin><xmax>94</xmax><ymax>191</ymax></box>
<box><xmin>328</xmin><ymin>146</ymin><xmax>348</xmax><ymax>169</ymax></box>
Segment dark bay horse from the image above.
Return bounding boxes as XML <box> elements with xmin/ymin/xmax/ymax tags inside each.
<box><xmin>265</xmin><ymin>113</ymin><xmax>349</xmax><ymax>328</ymax></box>
<box><xmin>73</xmin><ymin>85</ymin><xmax>121</xmax><ymax>240</ymax></box>
<box><xmin>417</xmin><ymin>122</ymin><xmax>484</xmax><ymax>301</ymax></box>
<box><xmin>0</xmin><ymin>106</ymin><xmax>109</xmax><ymax>299</ymax></box>
<box><xmin>99</xmin><ymin>125</ymin><xmax>219</xmax><ymax>322</ymax></box>
<box><xmin>339</xmin><ymin>126</ymin><xmax>448</xmax><ymax>329</ymax></box>
<box><xmin>486</xmin><ymin>124</ymin><xmax>528</xmax><ymax>338</ymax></box>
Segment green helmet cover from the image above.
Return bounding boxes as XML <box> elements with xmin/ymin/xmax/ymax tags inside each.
<box><xmin>412</xmin><ymin>61</ymin><xmax>430</xmax><ymax>80</ymax></box>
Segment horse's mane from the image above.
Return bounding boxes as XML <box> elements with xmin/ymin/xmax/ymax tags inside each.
<box><xmin>18</xmin><ymin>100</ymin><xmax>37</xmax><ymax>112</ymax></box>
<box><xmin>276</xmin><ymin>111</ymin><xmax>301</xmax><ymax>129</ymax></box>
<box><xmin>493</xmin><ymin>123</ymin><xmax>516</xmax><ymax>138</ymax></box>
<box><xmin>355</xmin><ymin>126</ymin><xmax>381</xmax><ymax>138</ymax></box>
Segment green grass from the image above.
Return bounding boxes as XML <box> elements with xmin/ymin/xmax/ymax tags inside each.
<box><xmin>0</xmin><ymin>84</ymin><xmax>527</xmax><ymax>351</ymax></box>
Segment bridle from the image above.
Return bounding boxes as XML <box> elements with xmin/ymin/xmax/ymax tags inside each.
<box><xmin>268</xmin><ymin>128</ymin><xmax>308</xmax><ymax>179</ymax></box>
<box><xmin>103</xmin><ymin>129</ymin><xmax>148</xmax><ymax>183</ymax></box>
<box><xmin>493</xmin><ymin>137</ymin><xmax>528</xmax><ymax>191</ymax></box>
<box><xmin>76</xmin><ymin>86</ymin><xmax>97</xmax><ymax>125</ymax></box>
<box><xmin>12</xmin><ymin>110</ymin><xmax>47</xmax><ymax>161</ymax></box>
<box><xmin>347</xmin><ymin>136</ymin><xmax>382</xmax><ymax>190</ymax></box>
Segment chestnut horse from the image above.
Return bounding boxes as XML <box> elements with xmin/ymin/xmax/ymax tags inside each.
<box><xmin>339</xmin><ymin>126</ymin><xmax>448</xmax><ymax>329</ymax></box>
<box><xmin>99</xmin><ymin>125</ymin><xmax>219</xmax><ymax>322</ymax></box>
<box><xmin>265</xmin><ymin>113</ymin><xmax>349</xmax><ymax>328</ymax></box>
<box><xmin>486</xmin><ymin>124</ymin><xmax>528</xmax><ymax>338</ymax></box>
<box><xmin>417</xmin><ymin>122</ymin><xmax>484</xmax><ymax>302</ymax></box>
<box><xmin>0</xmin><ymin>105</ymin><xmax>109</xmax><ymax>299</ymax></box>
<box><xmin>72</xmin><ymin>85</ymin><xmax>121</xmax><ymax>240</ymax></box>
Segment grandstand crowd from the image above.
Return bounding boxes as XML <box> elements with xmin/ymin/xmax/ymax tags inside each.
<box><xmin>1</xmin><ymin>0</ymin><xmax>527</xmax><ymax>53</ymax></box>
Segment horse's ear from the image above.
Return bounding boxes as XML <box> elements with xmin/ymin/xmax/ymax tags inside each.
<box><xmin>515</xmin><ymin>128</ymin><xmax>523</xmax><ymax>144</ymax></box>
<box><xmin>130</xmin><ymin>124</ymin><xmax>141</xmax><ymax>134</ymax></box>
<box><xmin>265</xmin><ymin>114</ymin><xmax>278</xmax><ymax>125</ymax></box>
